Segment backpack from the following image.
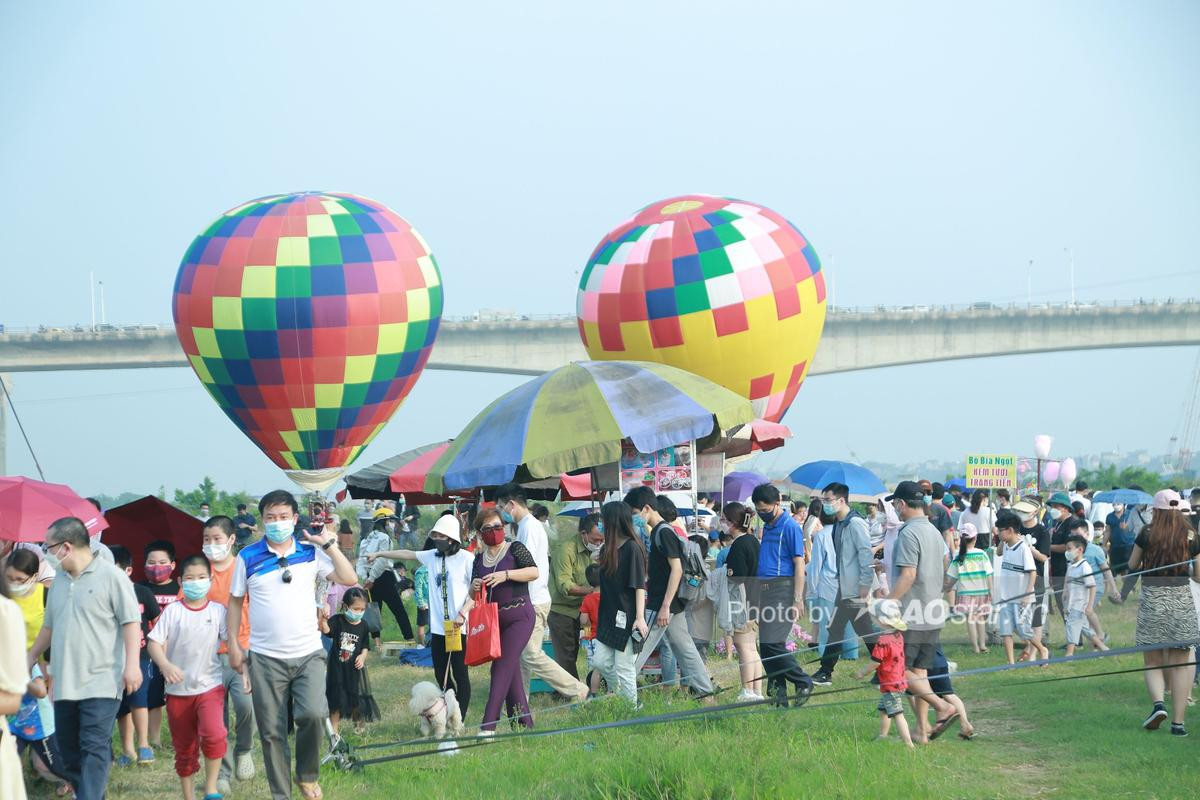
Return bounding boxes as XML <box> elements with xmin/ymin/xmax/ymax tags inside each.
<box><xmin>655</xmin><ymin>524</ymin><xmax>708</xmax><ymax>604</ymax></box>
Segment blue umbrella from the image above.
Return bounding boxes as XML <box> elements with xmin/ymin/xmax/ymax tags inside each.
<box><xmin>1092</xmin><ymin>489</ymin><xmax>1154</xmax><ymax>506</ymax></box>
<box><xmin>786</xmin><ymin>460</ymin><xmax>887</xmax><ymax>503</ymax></box>
<box><xmin>946</xmin><ymin>477</ymin><xmax>968</xmax><ymax>491</ymax></box>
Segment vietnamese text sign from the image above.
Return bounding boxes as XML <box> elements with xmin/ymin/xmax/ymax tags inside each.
<box><xmin>965</xmin><ymin>453</ymin><xmax>1017</xmax><ymax>489</ymax></box>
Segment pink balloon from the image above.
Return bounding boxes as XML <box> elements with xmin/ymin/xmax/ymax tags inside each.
<box><xmin>1059</xmin><ymin>458</ymin><xmax>1077</xmax><ymax>487</ymax></box>
<box><xmin>1034</xmin><ymin>435</ymin><xmax>1053</xmax><ymax>460</ymax></box>
<box><xmin>1043</xmin><ymin>461</ymin><xmax>1060</xmax><ymax>484</ymax></box>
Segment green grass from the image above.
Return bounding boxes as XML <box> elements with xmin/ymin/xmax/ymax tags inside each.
<box><xmin>23</xmin><ymin>597</ymin><xmax>1199</xmax><ymax>799</ymax></box>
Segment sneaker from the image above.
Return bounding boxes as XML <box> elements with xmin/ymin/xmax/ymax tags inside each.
<box><xmin>476</xmin><ymin>729</ymin><xmax>496</xmax><ymax>740</ymax></box>
<box><xmin>1143</xmin><ymin>707</ymin><xmax>1168</xmax><ymax>730</ymax></box>
<box><xmin>235</xmin><ymin>752</ymin><xmax>255</xmax><ymax>781</ymax></box>
<box><xmin>737</xmin><ymin>689</ymin><xmax>763</xmax><ymax>703</ymax></box>
<box><xmin>136</xmin><ymin>747</ymin><xmax>154</xmax><ymax>765</ymax></box>
<box><xmin>114</xmin><ymin>754</ymin><xmax>134</xmax><ymax>768</ymax></box>
<box><xmin>216</xmin><ymin>778</ymin><xmax>232</xmax><ymax>796</ymax></box>
<box><xmin>811</xmin><ymin>671</ymin><xmax>832</xmax><ymax>687</ymax></box>
<box><xmin>1170</xmin><ymin>723</ymin><xmax>1188</xmax><ymax>737</ymax></box>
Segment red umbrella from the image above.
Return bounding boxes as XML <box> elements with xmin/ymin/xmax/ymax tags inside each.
<box><xmin>0</xmin><ymin>476</ymin><xmax>107</xmax><ymax>543</ymax></box>
<box><xmin>101</xmin><ymin>496</ymin><xmax>205</xmax><ymax>582</ymax></box>
<box><xmin>701</xmin><ymin>419</ymin><xmax>793</xmax><ymax>458</ymax></box>
<box><xmin>559</xmin><ymin>472</ymin><xmax>604</xmax><ymax>500</ymax></box>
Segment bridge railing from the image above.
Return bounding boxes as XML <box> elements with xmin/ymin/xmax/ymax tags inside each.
<box><xmin>2</xmin><ymin>298</ymin><xmax>1198</xmax><ymax>336</ymax></box>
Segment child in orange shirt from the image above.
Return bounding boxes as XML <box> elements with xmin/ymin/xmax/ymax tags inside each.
<box><xmin>579</xmin><ymin>564</ymin><xmax>602</xmax><ymax>697</ymax></box>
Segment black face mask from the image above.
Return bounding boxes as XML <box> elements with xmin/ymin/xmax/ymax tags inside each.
<box><xmin>432</xmin><ymin>538</ymin><xmax>460</xmax><ymax>557</ymax></box>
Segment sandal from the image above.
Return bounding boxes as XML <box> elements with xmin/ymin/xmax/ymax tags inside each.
<box><xmin>958</xmin><ymin>726</ymin><xmax>976</xmax><ymax>740</ymax></box>
<box><xmin>929</xmin><ymin>712</ymin><xmax>960</xmax><ymax>740</ymax></box>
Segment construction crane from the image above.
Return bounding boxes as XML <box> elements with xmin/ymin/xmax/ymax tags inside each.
<box><xmin>1168</xmin><ymin>349</ymin><xmax>1200</xmax><ymax>476</ymax></box>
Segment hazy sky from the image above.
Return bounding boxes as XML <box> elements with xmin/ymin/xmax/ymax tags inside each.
<box><xmin>2</xmin><ymin>1</ymin><xmax>1198</xmax><ymax>498</ymax></box>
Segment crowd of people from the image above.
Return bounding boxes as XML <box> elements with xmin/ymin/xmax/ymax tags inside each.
<box><xmin>1</xmin><ymin>480</ymin><xmax>1198</xmax><ymax>799</ymax></box>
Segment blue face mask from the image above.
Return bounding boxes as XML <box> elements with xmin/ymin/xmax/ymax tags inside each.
<box><xmin>632</xmin><ymin>515</ymin><xmax>649</xmax><ymax>537</ymax></box>
<box><xmin>345</xmin><ymin>609</ymin><xmax>365</xmax><ymax>623</ymax></box>
<box><xmin>500</xmin><ymin>508</ymin><xmax>514</xmax><ymax>524</ymax></box>
<box><xmin>822</xmin><ymin>502</ymin><xmax>836</xmax><ymax>516</ymax></box>
<box><xmin>264</xmin><ymin>519</ymin><xmax>295</xmax><ymax>543</ymax></box>
<box><xmin>181</xmin><ymin>578</ymin><xmax>211</xmax><ymax>601</ymax></box>
<box><xmin>922</xmin><ymin>495</ymin><xmax>932</xmax><ymax>506</ymax></box>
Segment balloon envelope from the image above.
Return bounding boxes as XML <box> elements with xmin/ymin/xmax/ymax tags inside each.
<box><xmin>577</xmin><ymin>195</ymin><xmax>826</xmax><ymax>422</ymax></box>
<box><xmin>172</xmin><ymin>192</ymin><xmax>443</xmax><ymax>490</ymax></box>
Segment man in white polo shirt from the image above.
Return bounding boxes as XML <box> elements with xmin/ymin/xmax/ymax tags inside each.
<box><xmin>226</xmin><ymin>490</ymin><xmax>356</xmax><ymax>800</ymax></box>
<box><xmin>495</xmin><ymin>482</ymin><xmax>587</xmax><ymax>702</ymax></box>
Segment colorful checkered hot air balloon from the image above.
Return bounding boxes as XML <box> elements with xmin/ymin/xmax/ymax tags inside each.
<box><xmin>576</xmin><ymin>195</ymin><xmax>826</xmax><ymax>422</ymax></box>
<box><xmin>172</xmin><ymin>191</ymin><xmax>443</xmax><ymax>491</ymax></box>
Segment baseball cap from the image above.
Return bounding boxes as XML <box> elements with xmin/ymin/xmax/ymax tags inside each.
<box><xmin>373</xmin><ymin>507</ymin><xmax>396</xmax><ymax>520</ymax></box>
<box><xmin>886</xmin><ymin>481</ymin><xmax>925</xmax><ymax>503</ymax></box>
<box><xmin>958</xmin><ymin>522</ymin><xmax>978</xmax><ymax>540</ymax></box>
<box><xmin>430</xmin><ymin>513</ymin><xmax>462</xmax><ymax>542</ymax></box>
<box><xmin>1152</xmin><ymin>489</ymin><xmax>1187</xmax><ymax>512</ymax></box>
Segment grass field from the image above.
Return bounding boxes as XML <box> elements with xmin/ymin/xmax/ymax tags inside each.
<box><xmin>23</xmin><ymin>595</ymin><xmax>1200</xmax><ymax>800</ymax></box>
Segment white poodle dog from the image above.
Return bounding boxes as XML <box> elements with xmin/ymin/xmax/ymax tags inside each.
<box><xmin>408</xmin><ymin>681</ymin><xmax>464</xmax><ymax>739</ymax></box>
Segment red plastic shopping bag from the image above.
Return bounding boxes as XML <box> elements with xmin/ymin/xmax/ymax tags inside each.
<box><xmin>465</xmin><ymin>584</ymin><xmax>502</xmax><ymax>667</ymax></box>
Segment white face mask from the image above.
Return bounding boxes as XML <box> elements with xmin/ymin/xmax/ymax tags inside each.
<box><xmin>202</xmin><ymin>542</ymin><xmax>231</xmax><ymax>562</ymax></box>
<box><xmin>584</xmin><ymin>540</ymin><xmax>602</xmax><ymax>555</ymax></box>
<box><xmin>1049</xmin><ymin>508</ymin><xmax>1063</xmax><ymax>522</ymax></box>
<box><xmin>8</xmin><ymin>578</ymin><xmax>35</xmax><ymax>597</ymax></box>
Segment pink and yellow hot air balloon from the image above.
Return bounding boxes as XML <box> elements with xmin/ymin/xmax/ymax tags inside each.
<box><xmin>576</xmin><ymin>195</ymin><xmax>826</xmax><ymax>422</ymax></box>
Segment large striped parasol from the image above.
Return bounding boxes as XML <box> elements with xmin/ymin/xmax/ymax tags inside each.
<box><xmin>424</xmin><ymin>361</ymin><xmax>754</xmax><ymax>492</ymax></box>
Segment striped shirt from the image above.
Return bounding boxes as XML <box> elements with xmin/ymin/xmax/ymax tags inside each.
<box><xmin>946</xmin><ymin>549</ymin><xmax>993</xmax><ymax>596</ymax></box>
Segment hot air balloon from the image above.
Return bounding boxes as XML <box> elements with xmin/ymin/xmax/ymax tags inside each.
<box><xmin>576</xmin><ymin>195</ymin><xmax>826</xmax><ymax>422</ymax></box>
<box><xmin>172</xmin><ymin>192</ymin><xmax>443</xmax><ymax>491</ymax></box>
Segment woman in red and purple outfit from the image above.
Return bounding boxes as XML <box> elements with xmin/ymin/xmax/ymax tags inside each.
<box><xmin>471</xmin><ymin>509</ymin><xmax>539</xmax><ymax>736</ymax></box>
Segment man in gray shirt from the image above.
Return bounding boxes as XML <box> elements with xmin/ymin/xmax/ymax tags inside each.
<box><xmin>887</xmin><ymin>481</ymin><xmax>960</xmax><ymax>740</ymax></box>
<box><xmin>27</xmin><ymin>517</ymin><xmax>141</xmax><ymax>800</ymax></box>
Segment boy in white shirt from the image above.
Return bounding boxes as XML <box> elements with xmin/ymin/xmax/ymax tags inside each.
<box><xmin>994</xmin><ymin>511</ymin><xmax>1048</xmax><ymax>665</ymax></box>
<box><xmin>148</xmin><ymin>555</ymin><xmax>244</xmax><ymax>800</ymax></box>
<box><xmin>1064</xmin><ymin>535</ymin><xmax>1110</xmax><ymax>657</ymax></box>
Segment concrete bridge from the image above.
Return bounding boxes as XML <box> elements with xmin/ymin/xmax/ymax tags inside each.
<box><xmin>1</xmin><ymin>301</ymin><xmax>1198</xmax><ymax>376</ymax></box>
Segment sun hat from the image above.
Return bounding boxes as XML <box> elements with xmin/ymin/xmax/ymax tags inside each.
<box><xmin>1047</xmin><ymin>491</ymin><xmax>1072</xmax><ymax>509</ymax></box>
<box><xmin>1010</xmin><ymin>498</ymin><xmax>1042</xmax><ymax>520</ymax></box>
<box><xmin>869</xmin><ymin>598</ymin><xmax>907</xmax><ymax>631</ymax></box>
<box><xmin>430</xmin><ymin>513</ymin><xmax>462</xmax><ymax>543</ymax></box>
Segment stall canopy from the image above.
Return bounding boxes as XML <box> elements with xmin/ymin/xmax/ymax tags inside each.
<box><xmin>101</xmin><ymin>496</ymin><xmax>204</xmax><ymax>582</ymax></box>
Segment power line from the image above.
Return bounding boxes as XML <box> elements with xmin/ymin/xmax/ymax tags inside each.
<box><xmin>1</xmin><ymin>377</ymin><xmax>46</xmax><ymax>480</ymax></box>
